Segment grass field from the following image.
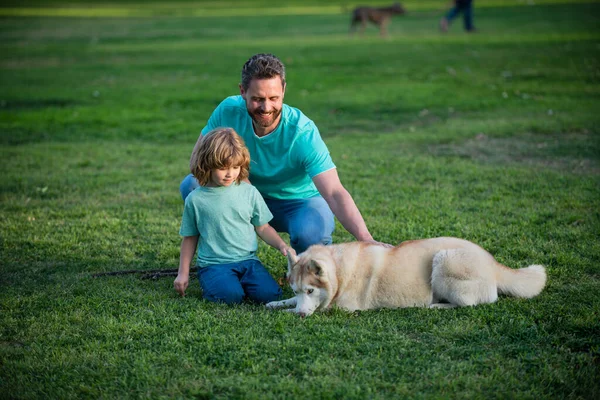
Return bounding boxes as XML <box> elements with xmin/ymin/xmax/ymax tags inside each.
<box><xmin>1</xmin><ymin>0</ymin><xmax>599</xmax><ymax>398</ymax></box>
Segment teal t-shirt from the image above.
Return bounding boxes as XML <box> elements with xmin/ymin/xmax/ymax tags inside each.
<box><xmin>201</xmin><ymin>96</ymin><xmax>336</xmax><ymax>200</ymax></box>
<box><xmin>179</xmin><ymin>182</ymin><xmax>273</xmax><ymax>267</ymax></box>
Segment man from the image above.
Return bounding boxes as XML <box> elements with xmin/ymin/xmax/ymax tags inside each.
<box><xmin>180</xmin><ymin>53</ymin><xmax>387</xmax><ymax>253</ymax></box>
<box><xmin>440</xmin><ymin>0</ymin><xmax>475</xmax><ymax>33</ymax></box>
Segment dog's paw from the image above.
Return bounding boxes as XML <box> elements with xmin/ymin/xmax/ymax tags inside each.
<box><xmin>265</xmin><ymin>301</ymin><xmax>280</xmax><ymax>309</ymax></box>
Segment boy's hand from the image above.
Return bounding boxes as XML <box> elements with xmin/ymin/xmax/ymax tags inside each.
<box><xmin>280</xmin><ymin>245</ymin><xmax>296</xmax><ymax>258</ymax></box>
<box><xmin>174</xmin><ymin>274</ymin><xmax>189</xmax><ymax>297</ymax></box>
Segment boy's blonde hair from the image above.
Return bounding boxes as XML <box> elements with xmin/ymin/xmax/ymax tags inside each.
<box><xmin>191</xmin><ymin>127</ymin><xmax>250</xmax><ymax>186</ymax></box>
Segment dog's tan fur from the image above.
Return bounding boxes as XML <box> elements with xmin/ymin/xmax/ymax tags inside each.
<box><xmin>266</xmin><ymin>238</ymin><xmax>547</xmax><ymax>317</ymax></box>
<box><xmin>350</xmin><ymin>2</ymin><xmax>406</xmax><ymax>37</ymax></box>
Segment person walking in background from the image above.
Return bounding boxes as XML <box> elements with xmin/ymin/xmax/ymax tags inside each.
<box><xmin>180</xmin><ymin>53</ymin><xmax>389</xmax><ymax>254</ymax></box>
<box><xmin>174</xmin><ymin>127</ymin><xmax>290</xmax><ymax>304</ymax></box>
<box><xmin>440</xmin><ymin>0</ymin><xmax>475</xmax><ymax>33</ymax></box>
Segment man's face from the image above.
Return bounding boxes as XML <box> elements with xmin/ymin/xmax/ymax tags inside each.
<box><xmin>240</xmin><ymin>77</ymin><xmax>285</xmax><ymax>135</ymax></box>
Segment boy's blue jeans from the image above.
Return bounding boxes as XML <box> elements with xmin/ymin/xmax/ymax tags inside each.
<box><xmin>180</xmin><ymin>174</ymin><xmax>334</xmax><ymax>254</ymax></box>
<box><xmin>198</xmin><ymin>259</ymin><xmax>282</xmax><ymax>304</ymax></box>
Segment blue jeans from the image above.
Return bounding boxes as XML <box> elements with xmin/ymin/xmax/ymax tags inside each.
<box><xmin>446</xmin><ymin>3</ymin><xmax>474</xmax><ymax>31</ymax></box>
<box><xmin>198</xmin><ymin>259</ymin><xmax>282</xmax><ymax>304</ymax></box>
<box><xmin>180</xmin><ymin>174</ymin><xmax>334</xmax><ymax>253</ymax></box>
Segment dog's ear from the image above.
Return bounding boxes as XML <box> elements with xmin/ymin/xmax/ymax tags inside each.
<box><xmin>286</xmin><ymin>247</ymin><xmax>298</xmax><ymax>276</ymax></box>
<box><xmin>309</xmin><ymin>260</ymin><xmax>324</xmax><ymax>276</ymax></box>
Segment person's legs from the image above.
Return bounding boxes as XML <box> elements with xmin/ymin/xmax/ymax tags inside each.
<box><xmin>197</xmin><ymin>264</ymin><xmax>245</xmax><ymax>304</ymax></box>
<box><xmin>265</xmin><ymin>196</ymin><xmax>335</xmax><ymax>254</ymax></box>
<box><xmin>462</xmin><ymin>4</ymin><xmax>474</xmax><ymax>32</ymax></box>
<box><xmin>180</xmin><ymin>174</ymin><xmax>199</xmax><ymax>201</ymax></box>
<box><xmin>446</xmin><ymin>6</ymin><xmax>461</xmax><ymax>22</ymax></box>
<box><xmin>440</xmin><ymin>6</ymin><xmax>460</xmax><ymax>32</ymax></box>
<box><xmin>239</xmin><ymin>259</ymin><xmax>282</xmax><ymax>304</ymax></box>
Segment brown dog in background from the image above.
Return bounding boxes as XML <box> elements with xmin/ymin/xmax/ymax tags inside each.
<box><xmin>350</xmin><ymin>2</ymin><xmax>406</xmax><ymax>37</ymax></box>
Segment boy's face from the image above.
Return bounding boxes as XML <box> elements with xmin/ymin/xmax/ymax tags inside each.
<box><xmin>208</xmin><ymin>166</ymin><xmax>241</xmax><ymax>187</ymax></box>
<box><xmin>240</xmin><ymin>77</ymin><xmax>285</xmax><ymax>135</ymax></box>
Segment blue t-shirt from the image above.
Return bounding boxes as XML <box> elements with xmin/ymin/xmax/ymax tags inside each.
<box><xmin>179</xmin><ymin>182</ymin><xmax>273</xmax><ymax>267</ymax></box>
<box><xmin>201</xmin><ymin>96</ymin><xmax>336</xmax><ymax>200</ymax></box>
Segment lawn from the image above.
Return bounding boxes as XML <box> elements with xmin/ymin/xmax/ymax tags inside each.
<box><xmin>1</xmin><ymin>0</ymin><xmax>599</xmax><ymax>398</ymax></box>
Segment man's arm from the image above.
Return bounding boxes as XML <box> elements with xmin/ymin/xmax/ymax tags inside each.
<box><xmin>312</xmin><ymin>168</ymin><xmax>378</xmax><ymax>243</ymax></box>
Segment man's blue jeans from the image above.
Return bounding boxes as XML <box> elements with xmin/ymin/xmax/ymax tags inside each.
<box><xmin>180</xmin><ymin>173</ymin><xmax>334</xmax><ymax>254</ymax></box>
<box><xmin>198</xmin><ymin>259</ymin><xmax>282</xmax><ymax>304</ymax></box>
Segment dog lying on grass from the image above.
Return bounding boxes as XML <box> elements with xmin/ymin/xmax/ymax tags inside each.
<box><xmin>350</xmin><ymin>2</ymin><xmax>406</xmax><ymax>37</ymax></box>
<box><xmin>266</xmin><ymin>238</ymin><xmax>547</xmax><ymax>317</ymax></box>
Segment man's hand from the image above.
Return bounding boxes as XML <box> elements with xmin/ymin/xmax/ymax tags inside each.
<box><xmin>174</xmin><ymin>274</ymin><xmax>189</xmax><ymax>297</ymax></box>
<box><xmin>364</xmin><ymin>239</ymin><xmax>395</xmax><ymax>248</ymax></box>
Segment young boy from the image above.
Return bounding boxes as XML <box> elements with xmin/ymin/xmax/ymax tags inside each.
<box><xmin>174</xmin><ymin>127</ymin><xmax>291</xmax><ymax>304</ymax></box>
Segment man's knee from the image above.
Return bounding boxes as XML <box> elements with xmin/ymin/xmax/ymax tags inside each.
<box><xmin>180</xmin><ymin>174</ymin><xmax>199</xmax><ymax>201</ymax></box>
<box><xmin>289</xmin><ymin>213</ymin><xmax>333</xmax><ymax>253</ymax></box>
<box><xmin>291</xmin><ymin>230</ymin><xmax>332</xmax><ymax>254</ymax></box>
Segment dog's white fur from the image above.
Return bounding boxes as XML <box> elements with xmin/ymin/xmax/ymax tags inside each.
<box><xmin>266</xmin><ymin>238</ymin><xmax>546</xmax><ymax>317</ymax></box>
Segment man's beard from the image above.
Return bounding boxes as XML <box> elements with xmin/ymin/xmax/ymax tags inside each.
<box><xmin>249</xmin><ymin>107</ymin><xmax>281</xmax><ymax>128</ymax></box>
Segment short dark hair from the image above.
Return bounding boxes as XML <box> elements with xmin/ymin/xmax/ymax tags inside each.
<box><xmin>240</xmin><ymin>53</ymin><xmax>286</xmax><ymax>91</ymax></box>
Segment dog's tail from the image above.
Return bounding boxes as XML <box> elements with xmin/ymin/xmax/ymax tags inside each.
<box><xmin>496</xmin><ymin>263</ymin><xmax>547</xmax><ymax>298</ymax></box>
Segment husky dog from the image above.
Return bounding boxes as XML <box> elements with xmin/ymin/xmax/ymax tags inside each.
<box><xmin>266</xmin><ymin>238</ymin><xmax>546</xmax><ymax>317</ymax></box>
<box><xmin>350</xmin><ymin>2</ymin><xmax>406</xmax><ymax>37</ymax></box>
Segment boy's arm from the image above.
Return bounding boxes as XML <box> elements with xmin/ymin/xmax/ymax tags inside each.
<box><xmin>174</xmin><ymin>235</ymin><xmax>199</xmax><ymax>297</ymax></box>
<box><xmin>255</xmin><ymin>224</ymin><xmax>293</xmax><ymax>257</ymax></box>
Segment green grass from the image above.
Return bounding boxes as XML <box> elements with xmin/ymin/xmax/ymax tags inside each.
<box><xmin>1</xmin><ymin>0</ymin><xmax>599</xmax><ymax>398</ymax></box>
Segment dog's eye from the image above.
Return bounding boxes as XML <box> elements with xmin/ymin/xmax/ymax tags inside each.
<box><xmin>307</xmin><ymin>289</ymin><xmax>314</xmax><ymax>294</ymax></box>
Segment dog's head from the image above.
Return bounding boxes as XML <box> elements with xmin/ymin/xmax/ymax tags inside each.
<box><xmin>285</xmin><ymin>246</ymin><xmax>334</xmax><ymax>317</ymax></box>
